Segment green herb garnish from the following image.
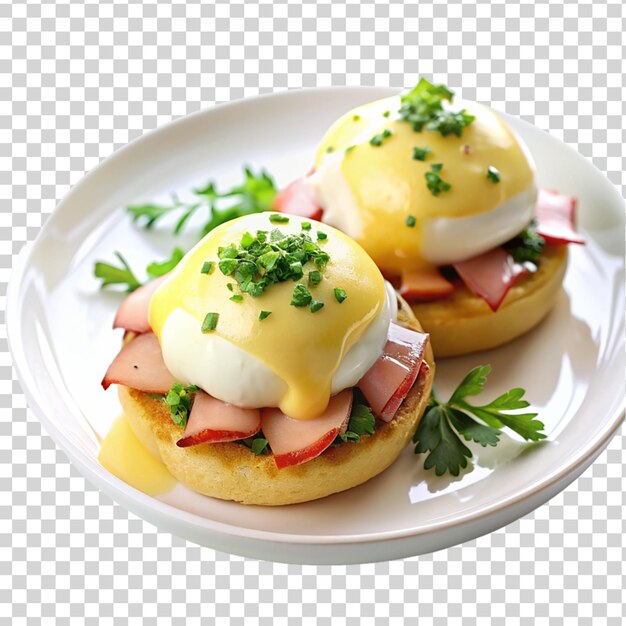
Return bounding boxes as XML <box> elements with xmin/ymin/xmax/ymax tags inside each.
<box><xmin>413</xmin><ymin>365</ymin><xmax>546</xmax><ymax>476</ymax></box>
<box><xmin>200</xmin><ymin>261</ymin><xmax>214</xmax><ymax>275</ymax></box>
<box><xmin>308</xmin><ymin>270</ymin><xmax>323</xmax><ymax>287</ymax></box>
<box><xmin>345</xmin><ymin>145</ymin><xmax>356</xmax><ymax>155</ymax></box>
<box><xmin>291</xmin><ymin>284</ymin><xmax>313</xmax><ymax>308</ymax></box>
<box><xmin>216</xmin><ymin>228</ymin><xmax>330</xmax><ymax>301</ymax></box>
<box><xmin>309</xmin><ymin>300</ymin><xmax>324</xmax><ymax>313</ymax></box>
<box><xmin>369</xmin><ymin>128</ymin><xmax>393</xmax><ymax>147</ymax></box>
<box><xmin>95</xmin><ymin>247</ymin><xmax>185</xmax><ymax>292</ymax></box>
<box><xmin>425</xmin><ymin>163</ymin><xmax>451</xmax><ymax>196</ymax></box>
<box><xmin>301</xmin><ymin>221</ymin><xmax>312</xmax><ymax>231</ymax></box>
<box><xmin>201</xmin><ymin>312</ymin><xmax>219</xmax><ymax>333</ymax></box>
<box><xmin>269</xmin><ymin>213</ymin><xmax>290</xmax><ymax>224</ymax></box>
<box><xmin>352</xmin><ymin>115</ymin><xmax>361</xmax><ymax>122</ymax></box>
<box><xmin>325</xmin><ymin>146</ymin><xmax>335</xmax><ymax>154</ymax></box>
<box><xmin>316</xmin><ymin>231</ymin><xmax>328</xmax><ymax>241</ymax></box>
<box><xmin>241</xmin><ymin>434</ymin><xmax>269</xmax><ymax>455</ymax></box>
<box><xmin>333</xmin><ymin>287</ymin><xmax>347</xmax><ymax>303</ymax></box>
<box><xmin>412</xmin><ymin>146</ymin><xmax>432</xmax><ymax>161</ymax></box>
<box><xmin>399</xmin><ymin>78</ymin><xmax>474</xmax><ymax>137</ymax></box>
<box><xmin>406</xmin><ymin>215</ymin><xmax>417</xmax><ymax>228</ymax></box>
<box><xmin>94</xmin><ymin>252</ymin><xmax>142</xmax><ymax>292</ymax></box>
<box><xmin>165</xmin><ymin>383</ymin><xmax>200</xmax><ymax>428</ymax></box>
<box><xmin>383</xmin><ymin>110</ymin><xmax>391</xmax><ymax>118</ymax></box>
<box><xmin>338</xmin><ymin>404</ymin><xmax>376</xmax><ymax>443</ymax></box>
<box><xmin>259</xmin><ymin>310</ymin><xmax>272</xmax><ymax>321</ymax></box>
<box><xmin>146</xmin><ymin>247</ymin><xmax>185</xmax><ymax>278</ymax></box>
<box><xmin>127</xmin><ymin>167</ymin><xmax>277</xmax><ymax>238</ymax></box>
<box><xmin>505</xmin><ymin>221</ymin><xmax>545</xmax><ymax>264</ymax></box>
<box><xmin>229</xmin><ymin>294</ymin><xmax>244</xmax><ymax>303</ymax></box>
<box><xmin>486</xmin><ymin>166</ymin><xmax>501</xmax><ymax>183</ymax></box>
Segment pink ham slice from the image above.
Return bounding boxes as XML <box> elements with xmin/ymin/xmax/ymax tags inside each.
<box><xmin>261</xmin><ymin>389</ymin><xmax>353</xmax><ymax>469</ymax></box>
<box><xmin>535</xmin><ymin>189</ymin><xmax>585</xmax><ymax>245</ymax></box>
<box><xmin>101</xmin><ymin>332</ymin><xmax>176</xmax><ymax>394</ymax></box>
<box><xmin>454</xmin><ymin>247</ymin><xmax>528</xmax><ymax>312</ymax></box>
<box><xmin>113</xmin><ymin>275</ymin><xmax>168</xmax><ymax>334</ymax></box>
<box><xmin>400</xmin><ymin>267</ymin><xmax>455</xmax><ymax>301</ymax></box>
<box><xmin>176</xmin><ymin>391</ymin><xmax>261</xmax><ymax>448</ymax></box>
<box><xmin>272</xmin><ymin>177</ymin><xmax>323</xmax><ymax>221</ymax></box>
<box><xmin>359</xmin><ymin>322</ymin><xmax>429</xmax><ymax>422</ymax></box>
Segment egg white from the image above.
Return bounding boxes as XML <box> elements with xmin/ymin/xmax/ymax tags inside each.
<box><xmin>159</xmin><ymin>282</ymin><xmax>397</xmax><ymax>410</ymax></box>
<box><xmin>308</xmin><ymin>151</ymin><xmax>537</xmax><ymax>266</ymax></box>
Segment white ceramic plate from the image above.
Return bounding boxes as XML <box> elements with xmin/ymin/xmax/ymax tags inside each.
<box><xmin>8</xmin><ymin>88</ymin><xmax>625</xmax><ymax>565</ymax></box>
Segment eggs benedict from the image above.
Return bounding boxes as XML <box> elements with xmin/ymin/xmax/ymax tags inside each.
<box><xmin>274</xmin><ymin>79</ymin><xmax>584</xmax><ymax>356</ymax></box>
<box><xmin>102</xmin><ymin>212</ymin><xmax>435</xmax><ymax>505</ymax></box>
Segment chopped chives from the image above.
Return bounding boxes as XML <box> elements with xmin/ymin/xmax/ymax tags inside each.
<box><xmin>406</xmin><ymin>215</ymin><xmax>417</xmax><ymax>228</ymax></box>
<box><xmin>309</xmin><ymin>300</ymin><xmax>325</xmax><ymax>313</ymax></box>
<box><xmin>486</xmin><ymin>166</ymin><xmax>501</xmax><ymax>183</ymax></box>
<box><xmin>334</xmin><ymin>288</ymin><xmax>347</xmax><ymax>303</ymax></box>
<box><xmin>200</xmin><ymin>261</ymin><xmax>213</xmax><ymax>274</ymax></box>
<box><xmin>229</xmin><ymin>295</ymin><xmax>244</xmax><ymax>303</ymax></box>
<box><xmin>269</xmin><ymin>214</ymin><xmax>289</xmax><ymax>224</ymax></box>
<box><xmin>259</xmin><ymin>310</ymin><xmax>272</xmax><ymax>321</ymax></box>
<box><xmin>201</xmin><ymin>312</ymin><xmax>219</xmax><ymax>333</ymax></box>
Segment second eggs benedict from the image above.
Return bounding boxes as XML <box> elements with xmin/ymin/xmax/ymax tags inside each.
<box><xmin>274</xmin><ymin>79</ymin><xmax>584</xmax><ymax>356</ymax></box>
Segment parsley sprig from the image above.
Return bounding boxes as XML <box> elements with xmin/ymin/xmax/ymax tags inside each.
<box><xmin>413</xmin><ymin>365</ymin><xmax>546</xmax><ymax>476</ymax></box>
<box><xmin>399</xmin><ymin>78</ymin><xmax>475</xmax><ymax>137</ymax></box>
<box><xmin>127</xmin><ymin>167</ymin><xmax>277</xmax><ymax>238</ymax></box>
<box><xmin>94</xmin><ymin>247</ymin><xmax>185</xmax><ymax>292</ymax></box>
<box><xmin>337</xmin><ymin>404</ymin><xmax>376</xmax><ymax>443</ymax></box>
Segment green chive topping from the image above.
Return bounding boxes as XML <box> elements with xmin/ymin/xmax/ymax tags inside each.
<box><xmin>352</xmin><ymin>114</ymin><xmax>361</xmax><ymax>121</ymax></box>
<box><xmin>406</xmin><ymin>215</ymin><xmax>417</xmax><ymax>228</ymax></box>
<box><xmin>383</xmin><ymin>110</ymin><xmax>391</xmax><ymax>118</ymax></box>
<box><xmin>226</xmin><ymin>282</ymin><xmax>234</xmax><ymax>292</ymax></box>
<box><xmin>345</xmin><ymin>145</ymin><xmax>356</xmax><ymax>155</ymax></box>
<box><xmin>259</xmin><ymin>310</ymin><xmax>272</xmax><ymax>321</ymax></box>
<box><xmin>229</xmin><ymin>294</ymin><xmax>244</xmax><ymax>303</ymax></box>
<box><xmin>399</xmin><ymin>77</ymin><xmax>475</xmax><ymax>137</ymax></box>
<box><xmin>317</xmin><ymin>231</ymin><xmax>328</xmax><ymax>241</ymax></box>
<box><xmin>309</xmin><ymin>300</ymin><xmax>325</xmax><ymax>313</ymax></box>
<box><xmin>425</xmin><ymin>163</ymin><xmax>452</xmax><ymax>196</ymax></box>
<box><xmin>200</xmin><ymin>261</ymin><xmax>213</xmax><ymax>274</ymax></box>
<box><xmin>369</xmin><ymin>128</ymin><xmax>393</xmax><ymax>147</ymax></box>
<box><xmin>487</xmin><ymin>166</ymin><xmax>501</xmax><ymax>183</ymax></box>
<box><xmin>301</xmin><ymin>221</ymin><xmax>312</xmax><ymax>231</ymax></box>
<box><xmin>269</xmin><ymin>214</ymin><xmax>289</xmax><ymax>224</ymax></box>
<box><xmin>308</xmin><ymin>270</ymin><xmax>323</xmax><ymax>287</ymax></box>
<box><xmin>215</xmin><ymin>228</ymin><xmax>330</xmax><ymax>302</ymax></box>
<box><xmin>412</xmin><ymin>146</ymin><xmax>432</xmax><ymax>161</ymax></box>
<box><xmin>201</xmin><ymin>312</ymin><xmax>219</xmax><ymax>333</ymax></box>
<box><xmin>325</xmin><ymin>146</ymin><xmax>335</xmax><ymax>154</ymax></box>
<box><xmin>334</xmin><ymin>288</ymin><xmax>347</xmax><ymax>303</ymax></box>
<box><xmin>291</xmin><ymin>284</ymin><xmax>313</xmax><ymax>308</ymax></box>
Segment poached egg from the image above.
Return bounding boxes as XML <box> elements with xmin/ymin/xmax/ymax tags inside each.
<box><xmin>307</xmin><ymin>93</ymin><xmax>537</xmax><ymax>275</ymax></box>
<box><xmin>149</xmin><ymin>213</ymin><xmax>394</xmax><ymax>420</ymax></box>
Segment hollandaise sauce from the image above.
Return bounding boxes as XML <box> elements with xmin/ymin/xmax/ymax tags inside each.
<box><xmin>150</xmin><ymin>213</ymin><xmax>387</xmax><ymax>421</ymax></box>
<box><xmin>98</xmin><ymin>416</ymin><xmax>176</xmax><ymax>496</ymax></box>
<box><xmin>314</xmin><ymin>95</ymin><xmax>535</xmax><ymax>274</ymax></box>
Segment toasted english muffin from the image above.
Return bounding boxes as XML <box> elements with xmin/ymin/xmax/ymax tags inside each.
<box><xmin>119</xmin><ymin>304</ymin><xmax>434</xmax><ymax>506</ymax></box>
<box><xmin>411</xmin><ymin>245</ymin><xmax>567</xmax><ymax>358</ymax></box>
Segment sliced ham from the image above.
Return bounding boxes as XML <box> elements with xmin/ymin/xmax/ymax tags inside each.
<box><xmin>453</xmin><ymin>247</ymin><xmax>527</xmax><ymax>312</ymax></box>
<box><xmin>359</xmin><ymin>323</ymin><xmax>429</xmax><ymax>422</ymax></box>
<box><xmin>101</xmin><ymin>332</ymin><xmax>176</xmax><ymax>394</ymax></box>
<box><xmin>261</xmin><ymin>389</ymin><xmax>353</xmax><ymax>469</ymax></box>
<box><xmin>272</xmin><ymin>177</ymin><xmax>323</xmax><ymax>221</ymax></box>
<box><xmin>113</xmin><ymin>275</ymin><xmax>168</xmax><ymax>334</ymax></box>
<box><xmin>400</xmin><ymin>266</ymin><xmax>455</xmax><ymax>301</ymax></box>
<box><xmin>176</xmin><ymin>391</ymin><xmax>261</xmax><ymax>447</ymax></box>
<box><xmin>535</xmin><ymin>189</ymin><xmax>585</xmax><ymax>245</ymax></box>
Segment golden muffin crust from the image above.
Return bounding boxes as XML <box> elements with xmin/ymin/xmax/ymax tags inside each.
<box><xmin>119</xmin><ymin>306</ymin><xmax>435</xmax><ymax>506</ymax></box>
<box><xmin>411</xmin><ymin>245</ymin><xmax>568</xmax><ymax>357</ymax></box>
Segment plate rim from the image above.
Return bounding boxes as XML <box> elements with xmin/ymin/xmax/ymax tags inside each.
<box><xmin>7</xmin><ymin>86</ymin><xmax>626</xmax><ymax>549</ymax></box>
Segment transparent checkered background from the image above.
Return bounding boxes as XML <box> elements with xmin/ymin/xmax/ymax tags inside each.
<box><xmin>2</xmin><ymin>0</ymin><xmax>625</xmax><ymax>623</ymax></box>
